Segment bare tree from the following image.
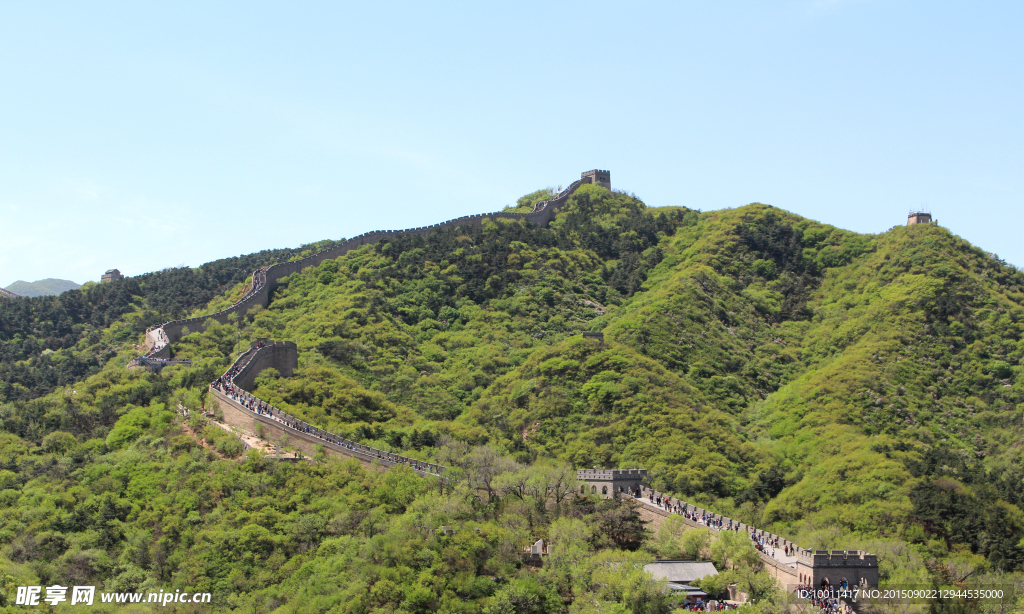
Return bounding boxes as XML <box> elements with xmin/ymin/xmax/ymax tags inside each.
<box><xmin>466</xmin><ymin>445</ymin><xmax>520</xmax><ymax>501</ymax></box>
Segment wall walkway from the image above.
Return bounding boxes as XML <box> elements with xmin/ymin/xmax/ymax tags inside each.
<box><xmin>143</xmin><ymin>175</ymin><xmax>588</xmax><ymax>356</ymax></box>
<box><xmin>209</xmin><ymin>341</ymin><xmax>444</xmax><ymax>477</ymax></box>
<box><xmin>634</xmin><ymin>485</ymin><xmax>878</xmax><ymax>591</ymax></box>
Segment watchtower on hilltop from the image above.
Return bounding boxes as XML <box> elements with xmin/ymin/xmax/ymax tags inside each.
<box><xmin>581</xmin><ymin>169</ymin><xmax>611</xmax><ymax>191</ymax></box>
<box><xmin>907</xmin><ymin>211</ymin><xmax>932</xmax><ymax>225</ymax></box>
<box><xmin>101</xmin><ymin>269</ymin><xmax>124</xmax><ymax>283</ymax></box>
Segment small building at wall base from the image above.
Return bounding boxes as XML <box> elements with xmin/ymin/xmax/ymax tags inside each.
<box><xmin>576</xmin><ymin>468</ymin><xmax>647</xmax><ymax>497</ymax></box>
<box><xmin>644</xmin><ymin>561</ymin><xmax>719</xmax><ymax>585</ymax></box>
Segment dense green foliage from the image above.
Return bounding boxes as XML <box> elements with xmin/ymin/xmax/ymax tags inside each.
<box><xmin>0</xmin><ymin>242</ymin><xmax>338</xmax><ymax>404</ymax></box>
<box><xmin>1</xmin><ymin>184</ymin><xmax>1024</xmax><ymax>611</ymax></box>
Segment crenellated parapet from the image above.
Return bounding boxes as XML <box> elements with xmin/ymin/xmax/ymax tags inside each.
<box><xmin>630</xmin><ymin>480</ymin><xmax>878</xmax><ymax>591</ymax></box>
<box><xmin>577</xmin><ymin>468</ymin><xmax>647</xmax><ymax>497</ymax></box>
<box><xmin>210</xmin><ymin>340</ymin><xmax>444</xmax><ymax>476</ymax></box>
<box><xmin>135</xmin><ymin>170</ymin><xmax>606</xmax><ymax>357</ymax></box>
<box><xmin>133</xmin><ymin>170</ymin><xmax>608</xmax><ymax>474</ymax></box>
<box><xmin>797</xmin><ymin>549</ymin><xmax>878</xmax><ymax>568</ymax></box>
<box><xmin>795</xmin><ymin>549</ymin><xmax>879</xmax><ymax>589</ymax></box>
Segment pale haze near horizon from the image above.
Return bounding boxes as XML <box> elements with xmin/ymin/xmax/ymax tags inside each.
<box><xmin>1</xmin><ymin>1</ymin><xmax>1021</xmax><ymax>288</ymax></box>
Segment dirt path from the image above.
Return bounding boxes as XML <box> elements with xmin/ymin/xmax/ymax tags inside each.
<box><xmin>177</xmin><ymin>405</ymin><xmax>301</xmax><ymax>461</ymax></box>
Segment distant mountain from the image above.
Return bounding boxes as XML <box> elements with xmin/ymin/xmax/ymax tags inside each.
<box><xmin>4</xmin><ymin>278</ymin><xmax>81</xmax><ymax>297</ymax></box>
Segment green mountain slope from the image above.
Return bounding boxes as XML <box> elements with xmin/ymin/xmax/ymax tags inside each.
<box><xmin>170</xmin><ymin>191</ymin><xmax>1023</xmax><ymax>558</ymax></box>
<box><xmin>0</xmin><ymin>241</ymin><xmax>339</xmax><ymax>404</ymax></box>
<box><xmin>1</xmin><ymin>186</ymin><xmax>1022</xmax><ymax>609</ymax></box>
<box><xmin>4</xmin><ymin>278</ymin><xmax>81</xmax><ymax>297</ymax></box>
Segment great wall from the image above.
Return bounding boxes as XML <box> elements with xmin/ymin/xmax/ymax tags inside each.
<box><xmin>136</xmin><ymin>171</ymin><xmax>605</xmax><ymax>361</ymax></box>
<box><xmin>135</xmin><ymin>172</ymin><xmax>612</xmax><ymax>472</ymax></box>
<box><xmin>573</xmin><ymin>470</ymin><xmax>878</xmax><ymax>593</ymax></box>
<box><xmin>124</xmin><ymin>168</ymin><xmax>877</xmax><ymax>597</ymax></box>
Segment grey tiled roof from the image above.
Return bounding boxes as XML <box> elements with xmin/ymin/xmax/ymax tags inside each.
<box><xmin>644</xmin><ymin>561</ymin><xmax>719</xmax><ymax>583</ymax></box>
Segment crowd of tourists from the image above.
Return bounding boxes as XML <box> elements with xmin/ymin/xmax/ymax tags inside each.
<box><xmin>750</xmin><ymin>531</ymin><xmax>783</xmax><ymax>559</ymax></box>
<box><xmin>144</xmin><ymin>328</ymin><xmax>170</xmax><ymax>358</ymax></box>
<box><xmin>210</xmin><ymin>345</ymin><xmax>443</xmax><ymax>475</ymax></box>
<box><xmin>797</xmin><ymin>579</ymin><xmax>854</xmax><ymax>614</ymax></box>
<box><xmin>679</xmin><ymin>600</ymin><xmax>737</xmax><ymax>611</ymax></box>
<box><xmin>642</xmin><ymin>487</ymin><xmax>802</xmax><ymax>562</ymax></box>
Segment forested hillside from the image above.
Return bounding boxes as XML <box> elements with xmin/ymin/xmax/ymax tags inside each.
<box><xmin>4</xmin><ymin>279</ymin><xmax>81</xmax><ymax>298</ymax></box>
<box><xmin>0</xmin><ymin>185</ymin><xmax>1022</xmax><ymax>612</ymax></box>
<box><xmin>0</xmin><ymin>241</ymin><xmax>338</xmax><ymax>404</ymax></box>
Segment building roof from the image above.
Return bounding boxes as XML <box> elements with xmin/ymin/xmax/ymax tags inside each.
<box><xmin>666</xmin><ymin>583</ymin><xmax>708</xmax><ymax>596</ymax></box>
<box><xmin>644</xmin><ymin>561</ymin><xmax>718</xmax><ymax>583</ymax></box>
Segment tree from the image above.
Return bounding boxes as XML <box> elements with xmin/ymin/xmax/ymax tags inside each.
<box><xmin>681</xmin><ymin>528</ymin><xmax>712</xmax><ymax>560</ymax></box>
<box><xmin>650</xmin><ymin>515</ymin><xmax>688</xmax><ymax>559</ymax></box>
<box><xmin>694</xmin><ymin>570</ymin><xmax>733</xmax><ymax>601</ymax></box>
<box><xmin>711</xmin><ymin>530</ymin><xmax>750</xmax><ymax>570</ymax></box>
<box><xmin>544</xmin><ymin>517</ymin><xmax>594</xmax><ymax>602</ymax></box>
<box><xmin>734</xmin><ymin>569</ymin><xmax>778</xmax><ymax>606</ymax></box>
<box><xmin>466</xmin><ymin>445</ymin><xmax>520</xmax><ymax>501</ymax></box>
<box><xmin>585</xmin><ymin>497</ymin><xmax>648</xmax><ymax>550</ymax></box>
<box><xmin>588</xmin><ymin>550</ymin><xmax>674</xmax><ymax>614</ymax></box>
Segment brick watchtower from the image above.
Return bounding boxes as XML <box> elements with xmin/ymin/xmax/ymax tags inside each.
<box><xmin>101</xmin><ymin>269</ymin><xmax>124</xmax><ymax>283</ymax></box>
<box><xmin>577</xmin><ymin>468</ymin><xmax>646</xmax><ymax>497</ymax></box>
<box><xmin>581</xmin><ymin>169</ymin><xmax>611</xmax><ymax>191</ymax></box>
<box><xmin>907</xmin><ymin>211</ymin><xmax>932</xmax><ymax>225</ymax></box>
<box><xmin>796</xmin><ymin>550</ymin><xmax>879</xmax><ymax>589</ymax></box>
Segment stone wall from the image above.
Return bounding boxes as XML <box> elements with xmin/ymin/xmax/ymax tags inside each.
<box><xmin>159</xmin><ymin>209</ymin><xmax>564</xmax><ymax>345</ymax></box>
<box><xmin>635</xmin><ymin>485</ymin><xmax>874</xmax><ymax>591</ymax></box>
<box><xmin>213</xmin><ymin>389</ymin><xmax>365</xmax><ymax>463</ymax></box>
<box><xmin>144</xmin><ymin>170</ymin><xmax>603</xmax><ymax>351</ymax></box>
<box><xmin>796</xmin><ymin>550</ymin><xmax>879</xmax><ymax>589</ymax></box>
<box><xmin>210</xmin><ymin>342</ymin><xmax>443</xmax><ymax>477</ymax></box>
<box><xmin>634</xmin><ymin>491</ymin><xmax>801</xmax><ymax>589</ymax></box>
<box><xmin>231</xmin><ymin>341</ymin><xmax>298</xmax><ymax>391</ymax></box>
<box><xmin>211</xmin><ymin>388</ymin><xmax>439</xmax><ymax>477</ymax></box>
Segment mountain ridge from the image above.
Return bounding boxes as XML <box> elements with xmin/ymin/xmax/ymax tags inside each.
<box><xmin>3</xmin><ymin>278</ymin><xmax>80</xmax><ymax>297</ymax></box>
<box><xmin>1</xmin><ymin>182</ymin><xmax>1022</xmax><ymax>609</ymax></box>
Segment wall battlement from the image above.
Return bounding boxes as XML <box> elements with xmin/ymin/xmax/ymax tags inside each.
<box><xmin>633</xmin><ymin>482</ymin><xmax>878</xmax><ymax>590</ymax></box>
<box><xmin>577</xmin><ymin>469</ymin><xmax>646</xmax><ymax>480</ymax></box>
<box><xmin>580</xmin><ymin>169</ymin><xmax>611</xmax><ymax>190</ymax></box>
<box><xmin>907</xmin><ymin>211</ymin><xmax>932</xmax><ymax>225</ymax></box>
<box><xmin>798</xmin><ymin>550</ymin><xmax>878</xmax><ymax>567</ymax></box>
<box><xmin>138</xmin><ymin>171</ymin><xmax>600</xmax><ymax>354</ymax></box>
<box><xmin>211</xmin><ymin>342</ymin><xmax>443</xmax><ymax>476</ymax></box>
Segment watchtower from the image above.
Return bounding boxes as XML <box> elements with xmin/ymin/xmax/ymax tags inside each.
<box><xmin>101</xmin><ymin>269</ymin><xmax>124</xmax><ymax>283</ymax></box>
<box><xmin>907</xmin><ymin>211</ymin><xmax>932</xmax><ymax>225</ymax></box>
<box><xmin>581</xmin><ymin>169</ymin><xmax>611</xmax><ymax>191</ymax></box>
<box><xmin>796</xmin><ymin>550</ymin><xmax>879</xmax><ymax>589</ymax></box>
<box><xmin>577</xmin><ymin>468</ymin><xmax>646</xmax><ymax>498</ymax></box>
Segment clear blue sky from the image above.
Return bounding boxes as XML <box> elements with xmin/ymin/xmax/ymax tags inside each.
<box><xmin>1</xmin><ymin>1</ymin><xmax>1021</xmax><ymax>288</ymax></box>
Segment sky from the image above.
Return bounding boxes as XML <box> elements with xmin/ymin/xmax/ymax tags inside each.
<box><xmin>1</xmin><ymin>1</ymin><xmax>1021</xmax><ymax>288</ymax></box>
